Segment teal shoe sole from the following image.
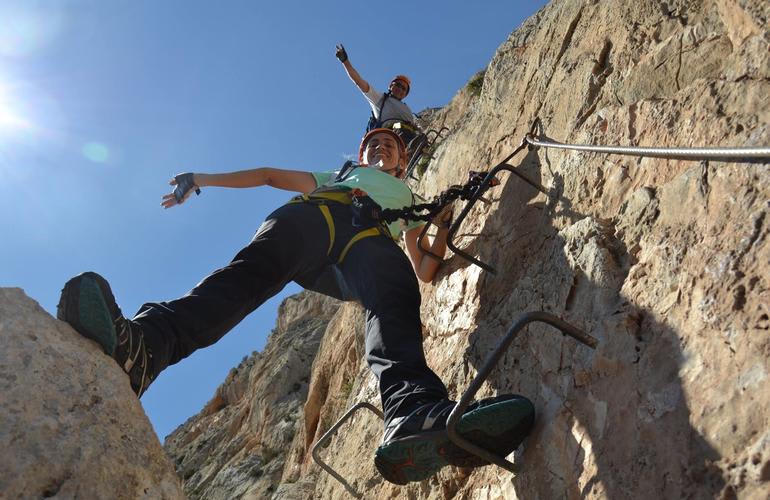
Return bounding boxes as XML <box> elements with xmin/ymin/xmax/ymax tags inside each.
<box><xmin>449</xmin><ymin>396</ymin><xmax>535</xmax><ymax>466</ymax></box>
<box><xmin>374</xmin><ymin>429</ymin><xmax>450</xmax><ymax>484</ymax></box>
<box><xmin>374</xmin><ymin>397</ymin><xmax>535</xmax><ymax>485</ymax></box>
<box><xmin>57</xmin><ymin>272</ymin><xmax>118</xmax><ymax>355</ymax></box>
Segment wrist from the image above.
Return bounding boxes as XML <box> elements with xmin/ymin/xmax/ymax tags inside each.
<box><xmin>193</xmin><ymin>173</ymin><xmax>205</xmax><ymax>188</ymax></box>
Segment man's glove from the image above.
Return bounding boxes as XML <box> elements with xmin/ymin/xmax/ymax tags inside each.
<box><xmin>173</xmin><ymin>173</ymin><xmax>201</xmax><ymax>203</ymax></box>
<box><xmin>335</xmin><ymin>44</ymin><xmax>348</xmax><ymax>63</ymax></box>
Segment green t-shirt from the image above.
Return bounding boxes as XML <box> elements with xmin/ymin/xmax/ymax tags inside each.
<box><xmin>312</xmin><ymin>166</ymin><xmax>423</xmax><ymax>238</ymax></box>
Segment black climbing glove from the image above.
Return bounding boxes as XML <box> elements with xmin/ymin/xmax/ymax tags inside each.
<box><xmin>173</xmin><ymin>172</ymin><xmax>201</xmax><ymax>203</ymax></box>
<box><xmin>335</xmin><ymin>44</ymin><xmax>348</xmax><ymax>63</ymax></box>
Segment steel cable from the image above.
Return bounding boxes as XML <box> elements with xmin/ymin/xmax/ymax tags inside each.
<box><xmin>525</xmin><ymin>134</ymin><xmax>770</xmax><ymax>159</ymax></box>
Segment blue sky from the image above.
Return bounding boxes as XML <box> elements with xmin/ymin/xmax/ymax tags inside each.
<box><xmin>0</xmin><ymin>1</ymin><xmax>547</xmax><ymax>440</ymax></box>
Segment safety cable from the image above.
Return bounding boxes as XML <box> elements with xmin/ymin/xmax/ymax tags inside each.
<box><xmin>525</xmin><ymin>134</ymin><xmax>770</xmax><ymax>159</ymax></box>
<box><xmin>371</xmin><ymin>125</ymin><xmax>769</xmax><ymax>273</ymax></box>
<box><xmin>382</xmin><ymin>131</ymin><xmax>770</xmax><ymax>228</ymax></box>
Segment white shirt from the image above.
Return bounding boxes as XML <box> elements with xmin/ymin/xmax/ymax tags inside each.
<box><xmin>363</xmin><ymin>86</ymin><xmax>416</xmax><ymax>125</ymax></box>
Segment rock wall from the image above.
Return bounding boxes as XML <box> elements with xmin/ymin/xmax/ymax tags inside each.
<box><xmin>0</xmin><ymin>288</ymin><xmax>184</xmax><ymax>499</ymax></box>
<box><xmin>163</xmin><ymin>291</ymin><xmax>341</xmax><ymax>499</ymax></box>
<box><xmin>287</xmin><ymin>0</ymin><xmax>769</xmax><ymax>498</ymax></box>
<box><xmin>170</xmin><ymin>0</ymin><xmax>769</xmax><ymax>498</ymax></box>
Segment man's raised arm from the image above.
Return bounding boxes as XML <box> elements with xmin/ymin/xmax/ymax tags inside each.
<box><xmin>336</xmin><ymin>44</ymin><xmax>370</xmax><ymax>93</ymax></box>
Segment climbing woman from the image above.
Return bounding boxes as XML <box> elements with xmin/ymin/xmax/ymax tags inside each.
<box><xmin>57</xmin><ymin>128</ymin><xmax>535</xmax><ymax>485</ymax></box>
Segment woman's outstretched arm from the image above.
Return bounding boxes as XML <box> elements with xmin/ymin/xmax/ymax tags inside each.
<box><xmin>161</xmin><ymin>168</ymin><xmax>317</xmax><ymax>208</ymax></box>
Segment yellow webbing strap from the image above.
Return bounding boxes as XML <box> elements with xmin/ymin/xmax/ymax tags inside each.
<box><xmin>337</xmin><ymin>227</ymin><xmax>382</xmax><ymax>264</ymax></box>
<box><xmin>288</xmin><ymin>191</ymin><xmax>353</xmax><ymax>205</ymax></box>
<box><xmin>287</xmin><ymin>191</ymin><xmax>393</xmax><ymax>262</ymax></box>
<box><xmin>288</xmin><ymin>193</ymin><xmax>350</xmax><ymax>256</ymax></box>
<box><xmin>287</xmin><ymin>193</ymin><xmax>309</xmax><ymax>204</ymax></box>
<box><xmin>319</xmin><ymin>191</ymin><xmax>354</xmax><ymax>204</ymax></box>
<box><xmin>318</xmin><ymin>204</ymin><xmax>335</xmax><ymax>255</ymax></box>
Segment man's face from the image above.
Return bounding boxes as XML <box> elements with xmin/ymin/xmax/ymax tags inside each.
<box><xmin>363</xmin><ymin>132</ymin><xmax>404</xmax><ymax>176</ymax></box>
<box><xmin>388</xmin><ymin>79</ymin><xmax>409</xmax><ymax>100</ymax></box>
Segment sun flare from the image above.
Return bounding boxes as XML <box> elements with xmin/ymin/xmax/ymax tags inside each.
<box><xmin>0</xmin><ymin>83</ymin><xmax>31</xmax><ymax>133</ymax></box>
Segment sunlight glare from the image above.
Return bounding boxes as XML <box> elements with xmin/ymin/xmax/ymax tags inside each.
<box><xmin>0</xmin><ymin>83</ymin><xmax>32</xmax><ymax>134</ymax></box>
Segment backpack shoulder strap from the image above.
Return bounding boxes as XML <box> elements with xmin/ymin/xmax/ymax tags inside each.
<box><xmin>368</xmin><ymin>92</ymin><xmax>391</xmax><ymax>131</ymax></box>
<box><xmin>379</xmin><ymin>91</ymin><xmax>391</xmax><ymax>117</ymax></box>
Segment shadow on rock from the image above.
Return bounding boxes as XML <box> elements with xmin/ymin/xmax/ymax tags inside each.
<box><xmin>453</xmin><ymin>148</ymin><xmax>726</xmax><ymax>498</ymax></box>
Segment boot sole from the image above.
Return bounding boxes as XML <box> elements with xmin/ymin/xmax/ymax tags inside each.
<box><xmin>57</xmin><ymin>272</ymin><xmax>119</xmax><ymax>355</ymax></box>
<box><xmin>448</xmin><ymin>396</ymin><xmax>535</xmax><ymax>467</ymax></box>
<box><xmin>374</xmin><ymin>397</ymin><xmax>535</xmax><ymax>484</ymax></box>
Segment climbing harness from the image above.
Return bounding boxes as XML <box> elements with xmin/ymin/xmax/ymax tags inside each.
<box><xmin>311</xmin><ymin>312</ymin><xmax>598</xmax><ymax>496</ymax></box>
<box><xmin>288</xmin><ymin>191</ymin><xmax>395</xmax><ymax>265</ymax></box>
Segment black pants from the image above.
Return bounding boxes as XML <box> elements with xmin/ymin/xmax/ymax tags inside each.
<box><xmin>133</xmin><ymin>201</ymin><xmax>448</xmax><ymax>422</ymax></box>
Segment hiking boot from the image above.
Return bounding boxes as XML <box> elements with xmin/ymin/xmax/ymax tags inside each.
<box><xmin>57</xmin><ymin>272</ymin><xmax>155</xmax><ymax>397</ymax></box>
<box><xmin>374</xmin><ymin>395</ymin><xmax>534</xmax><ymax>485</ymax></box>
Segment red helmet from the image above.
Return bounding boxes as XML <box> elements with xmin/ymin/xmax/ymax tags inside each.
<box><xmin>390</xmin><ymin>75</ymin><xmax>411</xmax><ymax>95</ymax></box>
<box><xmin>358</xmin><ymin>128</ymin><xmax>407</xmax><ymax>164</ymax></box>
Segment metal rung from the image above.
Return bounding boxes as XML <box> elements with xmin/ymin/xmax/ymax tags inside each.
<box><xmin>405</xmin><ymin>126</ymin><xmax>451</xmax><ymax>180</ymax></box>
<box><xmin>446</xmin><ymin>311</ymin><xmax>598</xmax><ymax>473</ymax></box>
<box><xmin>419</xmin><ymin>138</ymin><xmax>551</xmax><ymax>272</ymax></box>
<box><xmin>311</xmin><ymin>402</ymin><xmax>384</xmax><ymax>498</ymax></box>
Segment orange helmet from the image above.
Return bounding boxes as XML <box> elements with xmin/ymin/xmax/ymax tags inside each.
<box><xmin>358</xmin><ymin>128</ymin><xmax>407</xmax><ymax>164</ymax></box>
<box><xmin>391</xmin><ymin>74</ymin><xmax>411</xmax><ymax>95</ymax></box>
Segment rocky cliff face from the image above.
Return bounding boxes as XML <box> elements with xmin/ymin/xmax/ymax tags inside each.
<box><xmin>163</xmin><ymin>292</ymin><xmax>341</xmax><ymax>499</ymax></box>
<box><xmin>0</xmin><ymin>289</ymin><xmax>184</xmax><ymax>499</ymax></box>
<box><xmin>166</xmin><ymin>1</ymin><xmax>768</xmax><ymax>499</ymax></box>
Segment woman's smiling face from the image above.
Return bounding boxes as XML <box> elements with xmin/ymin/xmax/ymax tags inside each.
<box><xmin>363</xmin><ymin>132</ymin><xmax>403</xmax><ymax>175</ymax></box>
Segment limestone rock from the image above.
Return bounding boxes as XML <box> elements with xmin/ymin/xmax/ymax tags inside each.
<box><xmin>0</xmin><ymin>288</ymin><xmax>184</xmax><ymax>499</ymax></box>
<box><xmin>163</xmin><ymin>291</ymin><xmax>341</xmax><ymax>499</ymax></box>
